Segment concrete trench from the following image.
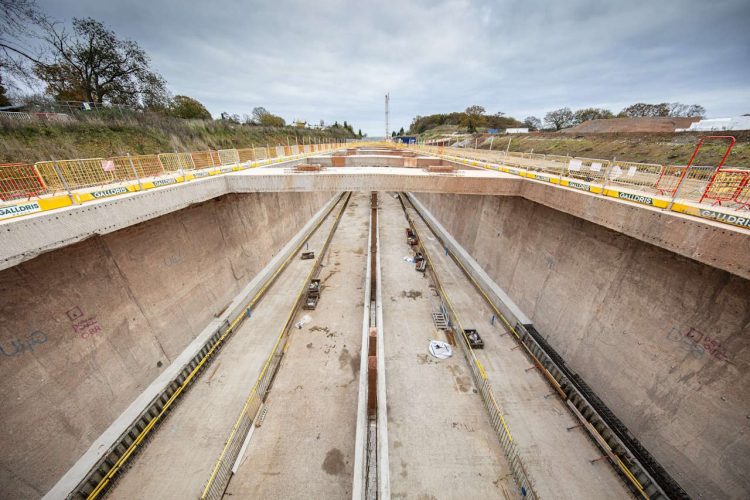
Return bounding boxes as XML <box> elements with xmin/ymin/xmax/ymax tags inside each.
<box><xmin>0</xmin><ymin>149</ymin><xmax>747</xmax><ymax>500</ymax></box>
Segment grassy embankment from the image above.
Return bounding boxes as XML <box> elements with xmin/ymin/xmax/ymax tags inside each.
<box><xmin>419</xmin><ymin>125</ymin><xmax>750</xmax><ymax>166</ymax></box>
<box><xmin>0</xmin><ymin>113</ymin><xmax>356</xmax><ymax>163</ymax></box>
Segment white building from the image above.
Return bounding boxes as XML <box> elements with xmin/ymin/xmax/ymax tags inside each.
<box><xmin>677</xmin><ymin>116</ymin><xmax>750</xmax><ymax>132</ymax></box>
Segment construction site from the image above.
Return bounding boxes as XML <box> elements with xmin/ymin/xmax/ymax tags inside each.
<box><xmin>0</xmin><ymin>132</ymin><xmax>748</xmax><ymax>500</ymax></box>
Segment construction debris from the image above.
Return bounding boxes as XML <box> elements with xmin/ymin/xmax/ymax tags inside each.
<box><xmin>429</xmin><ymin>340</ymin><xmax>453</xmax><ymax>359</ymax></box>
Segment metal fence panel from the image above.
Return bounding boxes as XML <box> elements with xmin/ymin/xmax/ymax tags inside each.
<box><xmin>700</xmin><ymin>169</ymin><xmax>750</xmax><ymax>207</ymax></box>
<box><xmin>236</xmin><ymin>148</ymin><xmax>256</xmax><ymax>163</ymax></box>
<box><xmin>0</xmin><ymin>164</ymin><xmax>47</xmax><ymax>201</ymax></box>
<box><xmin>159</xmin><ymin>152</ymin><xmax>195</xmax><ymax>172</ymax></box>
<box><xmin>191</xmin><ymin>150</ymin><xmax>220</xmax><ymax>169</ymax></box>
<box><xmin>218</xmin><ymin>149</ymin><xmax>240</xmax><ymax>166</ymax></box>
<box><xmin>35</xmin><ymin>158</ymin><xmax>112</xmax><ymax>191</ymax></box>
<box><xmin>111</xmin><ymin>154</ymin><xmax>164</xmax><ymax>180</ymax></box>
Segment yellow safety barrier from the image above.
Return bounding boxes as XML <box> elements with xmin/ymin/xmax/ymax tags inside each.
<box><xmin>413</xmin><ymin>143</ymin><xmax>750</xmax><ymax>230</ymax></box>
<box><xmin>111</xmin><ymin>154</ymin><xmax>164</xmax><ymax>180</ymax></box>
<box><xmin>35</xmin><ymin>158</ymin><xmax>111</xmax><ymax>192</ymax></box>
<box><xmin>218</xmin><ymin>149</ymin><xmax>240</xmax><ymax>166</ymax></box>
<box><xmin>236</xmin><ymin>148</ymin><xmax>256</xmax><ymax>163</ymax></box>
<box><xmin>159</xmin><ymin>152</ymin><xmax>195</xmax><ymax>172</ymax></box>
<box><xmin>0</xmin><ymin>142</ymin><xmax>349</xmax><ymax>219</ymax></box>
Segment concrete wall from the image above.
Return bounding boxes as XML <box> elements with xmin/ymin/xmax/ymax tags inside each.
<box><xmin>414</xmin><ymin>192</ymin><xmax>750</xmax><ymax>499</ymax></box>
<box><xmin>0</xmin><ymin>190</ymin><xmax>331</xmax><ymax>498</ymax></box>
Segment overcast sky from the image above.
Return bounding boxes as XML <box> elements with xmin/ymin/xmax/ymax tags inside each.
<box><xmin>36</xmin><ymin>0</ymin><xmax>750</xmax><ymax>136</ymax></box>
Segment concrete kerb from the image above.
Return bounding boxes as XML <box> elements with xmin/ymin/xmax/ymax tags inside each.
<box><xmin>43</xmin><ymin>192</ymin><xmax>342</xmax><ymax>500</ymax></box>
<box><xmin>351</xmin><ymin>201</ymin><xmax>373</xmax><ymax>499</ymax></box>
<box><xmin>375</xmin><ymin>204</ymin><xmax>391</xmax><ymax>500</ymax></box>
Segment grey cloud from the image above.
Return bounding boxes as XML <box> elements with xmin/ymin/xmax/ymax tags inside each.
<box><xmin>35</xmin><ymin>0</ymin><xmax>750</xmax><ymax>135</ymax></box>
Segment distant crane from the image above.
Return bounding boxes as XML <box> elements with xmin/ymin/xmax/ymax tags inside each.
<box><xmin>385</xmin><ymin>93</ymin><xmax>390</xmax><ymax>142</ymax></box>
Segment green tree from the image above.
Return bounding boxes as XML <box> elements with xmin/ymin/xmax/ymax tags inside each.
<box><xmin>32</xmin><ymin>18</ymin><xmax>168</xmax><ymax>107</ymax></box>
<box><xmin>169</xmin><ymin>95</ymin><xmax>211</xmax><ymax>119</ymax></box>
<box><xmin>462</xmin><ymin>104</ymin><xmax>485</xmax><ymax>133</ymax></box>
<box><xmin>573</xmin><ymin>107</ymin><xmax>614</xmax><ymax>124</ymax></box>
<box><xmin>398</xmin><ymin>126</ymin><xmax>405</xmax><ymax>136</ymax></box>
<box><xmin>251</xmin><ymin>106</ymin><xmax>285</xmax><ymax>126</ymax></box>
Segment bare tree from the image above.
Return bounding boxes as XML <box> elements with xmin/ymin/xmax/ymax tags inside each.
<box><xmin>544</xmin><ymin>107</ymin><xmax>574</xmax><ymax>130</ymax></box>
<box><xmin>523</xmin><ymin>116</ymin><xmax>542</xmax><ymax>130</ymax></box>
<box><xmin>465</xmin><ymin>105</ymin><xmax>486</xmax><ymax>116</ymax></box>
<box><xmin>0</xmin><ymin>0</ymin><xmax>47</xmax><ymax>99</ymax></box>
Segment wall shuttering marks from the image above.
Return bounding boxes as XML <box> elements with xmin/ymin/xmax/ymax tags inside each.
<box><xmin>0</xmin><ymin>190</ymin><xmax>331</xmax><ymax>498</ymax></box>
<box><xmin>413</xmin><ymin>192</ymin><xmax>750</xmax><ymax>500</ymax></box>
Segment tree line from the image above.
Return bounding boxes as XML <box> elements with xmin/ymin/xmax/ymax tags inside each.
<box><xmin>0</xmin><ymin>0</ymin><xmax>359</xmax><ymax>135</ymax></box>
<box><xmin>408</xmin><ymin>102</ymin><xmax>706</xmax><ymax>136</ymax></box>
<box><xmin>526</xmin><ymin>102</ymin><xmax>706</xmax><ymax>131</ymax></box>
<box><xmin>409</xmin><ymin>105</ymin><xmax>523</xmax><ymax>134</ymax></box>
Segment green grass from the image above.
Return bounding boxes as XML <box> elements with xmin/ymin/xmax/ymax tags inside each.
<box><xmin>0</xmin><ymin>113</ymin><xmax>355</xmax><ymax>163</ymax></box>
<box><xmin>440</xmin><ymin>131</ymin><xmax>750</xmax><ymax>167</ymax></box>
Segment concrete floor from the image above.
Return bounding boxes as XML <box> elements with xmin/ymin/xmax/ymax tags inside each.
<box><xmin>405</xmin><ymin>199</ymin><xmax>631</xmax><ymax>499</ymax></box>
<box><xmin>224</xmin><ymin>191</ymin><xmax>369</xmax><ymax>498</ymax></box>
<box><xmin>380</xmin><ymin>193</ymin><xmax>516</xmax><ymax>499</ymax></box>
<box><xmin>104</xmin><ymin>190</ymin><xmax>631</xmax><ymax>499</ymax></box>
<box><xmin>108</xmin><ymin>196</ymin><xmax>347</xmax><ymax>499</ymax></box>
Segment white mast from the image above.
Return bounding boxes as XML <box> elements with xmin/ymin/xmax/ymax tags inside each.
<box><xmin>385</xmin><ymin>93</ymin><xmax>390</xmax><ymax>141</ymax></box>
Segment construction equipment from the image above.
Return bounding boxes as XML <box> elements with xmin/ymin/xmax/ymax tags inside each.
<box><xmin>415</xmin><ymin>260</ymin><xmax>427</xmax><ymax>273</ymax></box>
<box><xmin>303</xmin><ymin>278</ymin><xmax>321</xmax><ymax>310</ymax></box>
<box><xmin>463</xmin><ymin>329</ymin><xmax>484</xmax><ymax>349</ymax></box>
<box><xmin>405</xmin><ymin>228</ymin><xmax>419</xmax><ymax>246</ymax></box>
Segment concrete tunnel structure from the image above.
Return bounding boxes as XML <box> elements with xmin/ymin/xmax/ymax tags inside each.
<box><xmin>0</xmin><ymin>147</ymin><xmax>748</xmax><ymax>499</ymax></box>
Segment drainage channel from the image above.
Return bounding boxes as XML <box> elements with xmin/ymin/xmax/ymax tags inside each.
<box><xmin>403</xmin><ymin>192</ymin><xmax>688</xmax><ymax>500</ymax></box>
<box><xmin>198</xmin><ymin>192</ymin><xmax>353</xmax><ymax>499</ymax></box>
<box><xmin>353</xmin><ymin>192</ymin><xmax>390</xmax><ymax>500</ymax></box>
<box><xmin>63</xmin><ymin>192</ymin><xmax>347</xmax><ymax>500</ymax></box>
